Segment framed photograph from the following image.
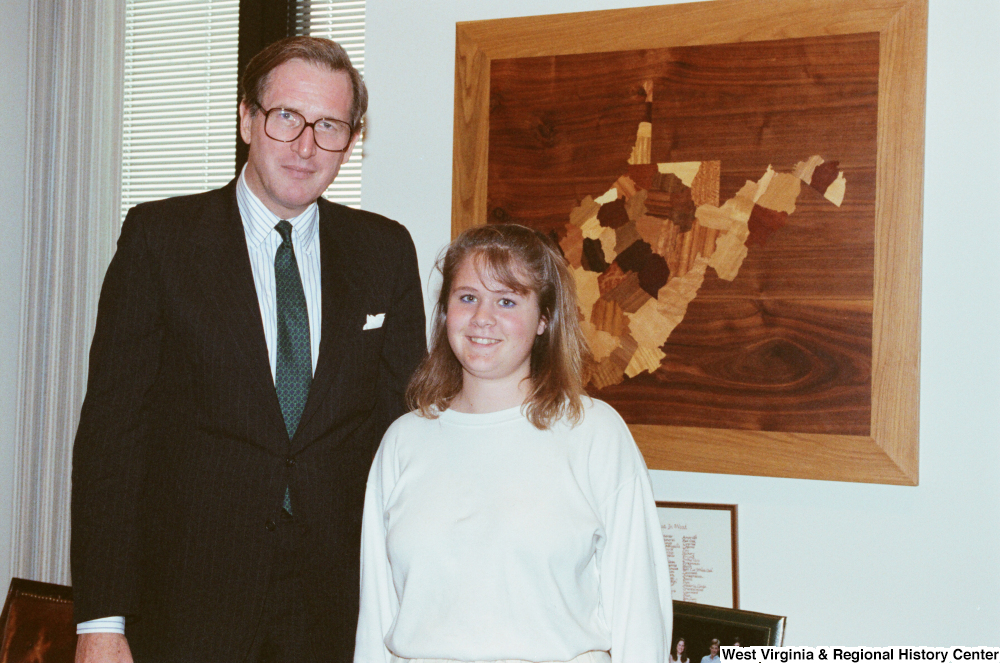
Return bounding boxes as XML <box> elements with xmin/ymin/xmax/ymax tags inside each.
<box><xmin>657</xmin><ymin>502</ymin><xmax>738</xmax><ymax>609</ymax></box>
<box><xmin>0</xmin><ymin>578</ymin><xmax>76</xmax><ymax>662</ymax></box>
<box><xmin>453</xmin><ymin>0</ymin><xmax>926</xmax><ymax>485</ymax></box>
<box><xmin>671</xmin><ymin>600</ymin><xmax>786</xmax><ymax>657</ymax></box>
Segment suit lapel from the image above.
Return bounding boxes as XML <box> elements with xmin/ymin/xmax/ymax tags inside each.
<box><xmin>192</xmin><ymin>181</ymin><xmax>285</xmax><ymax>446</ymax></box>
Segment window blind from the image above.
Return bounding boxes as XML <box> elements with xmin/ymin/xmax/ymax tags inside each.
<box><xmin>120</xmin><ymin>0</ymin><xmax>366</xmax><ymax>225</ymax></box>
<box><xmin>121</xmin><ymin>0</ymin><xmax>240</xmax><ymax>224</ymax></box>
<box><xmin>291</xmin><ymin>1</ymin><xmax>366</xmax><ymax>208</ymax></box>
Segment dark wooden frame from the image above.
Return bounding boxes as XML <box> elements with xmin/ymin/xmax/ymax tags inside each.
<box><xmin>658</xmin><ymin>502</ymin><xmax>739</xmax><ymax>609</ymax></box>
<box><xmin>672</xmin><ymin>600</ymin><xmax>786</xmax><ymax>649</ymax></box>
<box><xmin>452</xmin><ymin>0</ymin><xmax>926</xmax><ymax>485</ymax></box>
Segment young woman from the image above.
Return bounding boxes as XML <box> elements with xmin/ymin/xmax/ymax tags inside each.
<box><xmin>355</xmin><ymin>224</ymin><xmax>672</xmax><ymax>663</ymax></box>
<box><xmin>672</xmin><ymin>638</ymin><xmax>691</xmax><ymax>663</ymax></box>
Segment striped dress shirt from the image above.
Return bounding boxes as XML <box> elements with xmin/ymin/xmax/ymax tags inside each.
<box><xmin>236</xmin><ymin>167</ymin><xmax>322</xmax><ymax>379</ymax></box>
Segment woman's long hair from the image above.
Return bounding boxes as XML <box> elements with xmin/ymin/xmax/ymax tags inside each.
<box><xmin>672</xmin><ymin>638</ymin><xmax>689</xmax><ymax>663</ymax></box>
<box><xmin>406</xmin><ymin>224</ymin><xmax>590</xmax><ymax>429</ymax></box>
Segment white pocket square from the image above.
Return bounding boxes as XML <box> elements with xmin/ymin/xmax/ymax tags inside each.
<box><xmin>363</xmin><ymin>313</ymin><xmax>385</xmax><ymax>331</ymax></box>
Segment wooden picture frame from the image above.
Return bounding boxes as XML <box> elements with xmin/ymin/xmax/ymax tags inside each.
<box><xmin>0</xmin><ymin>578</ymin><xmax>76</xmax><ymax>662</ymax></box>
<box><xmin>672</xmin><ymin>600</ymin><xmax>786</xmax><ymax>650</ymax></box>
<box><xmin>657</xmin><ymin>502</ymin><xmax>739</xmax><ymax>609</ymax></box>
<box><xmin>452</xmin><ymin>0</ymin><xmax>926</xmax><ymax>485</ymax></box>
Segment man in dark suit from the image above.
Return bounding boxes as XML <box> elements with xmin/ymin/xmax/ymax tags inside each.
<box><xmin>71</xmin><ymin>37</ymin><xmax>426</xmax><ymax>663</ymax></box>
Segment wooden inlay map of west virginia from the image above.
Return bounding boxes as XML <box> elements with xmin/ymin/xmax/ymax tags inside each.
<box><xmin>563</xmin><ymin>85</ymin><xmax>847</xmax><ymax>392</ymax></box>
<box><xmin>487</xmin><ymin>34</ymin><xmax>877</xmax><ymax>436</ymax></box>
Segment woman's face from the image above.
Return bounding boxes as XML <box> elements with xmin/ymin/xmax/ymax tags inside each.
<box><xmin>446</xmin><ymin>256</ymin><xmax>545</xmax><ymax>394</ymax></box>
<box><xmin>676</xmin><ymin>640</ymin><xmax>685</xmax><ymax>656</ymax></box>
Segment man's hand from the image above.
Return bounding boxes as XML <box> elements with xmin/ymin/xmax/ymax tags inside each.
<box><xmin>75</xmin><ymin>633</ymin><xmax>133</xmax><ymax>663</ymax></box>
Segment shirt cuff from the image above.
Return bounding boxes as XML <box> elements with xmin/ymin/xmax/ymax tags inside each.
<box><xmin>77</xmin><ymin>616</ymin><xmax>126</xmax><ymax>635</ymax></box>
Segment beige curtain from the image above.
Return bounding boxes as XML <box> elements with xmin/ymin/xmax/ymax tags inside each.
<box><xmin>12</xmin><ymin>0</ymin><xmax>124</xmax><ymax>584</ymax></box>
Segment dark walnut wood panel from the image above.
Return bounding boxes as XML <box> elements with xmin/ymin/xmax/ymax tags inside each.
<box><xmin>696</xmin><ymin>195</ymin><xmax>876</xmax><ymax>301</ymax></box>
<box><xmin>488</xmin><ymin>32</ymin><xmax>878</xmax><ymax>438</ymax></box>
<box><xmin>487</xmin><ymin>32</ymin><xmax>879</xmax><ymax>234</ymax></box>
<box><xmin>595</xmin><ymin>298</ymin><xmax>872</xmax><ymax>435</ymax></box>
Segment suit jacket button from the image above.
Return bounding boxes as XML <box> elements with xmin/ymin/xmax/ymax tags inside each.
<box><xmin>285</xmin><ymin>457</ymin><xmax>295</xmax><ymax>467</ymax></box>
<box><xmin>265</xmin><ymin>519</ymin><xmax>276</xmax><ymax>531</ymax></box>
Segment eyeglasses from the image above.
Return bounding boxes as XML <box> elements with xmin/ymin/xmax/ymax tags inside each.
<box><xmin>259</xmin><ymin>106</ymin><xmax>354</xmax><ymax>152</ymax></box>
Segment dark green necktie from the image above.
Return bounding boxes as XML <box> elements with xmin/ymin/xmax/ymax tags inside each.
<box><xmin>274</xmin><ymin>220</ymin><xmax>311</xmax><ymax>514</ymax></box>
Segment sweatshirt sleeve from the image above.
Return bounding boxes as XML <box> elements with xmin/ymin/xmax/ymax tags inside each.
<box><xmin>597</xmin><ymin>432</ymin><xmax>673</xmax><ymax>662</ymax></box>
<box><xmin>355</xmin><ymin>426</ymin><xmax>401</xmax><ymax>663</ymax></box>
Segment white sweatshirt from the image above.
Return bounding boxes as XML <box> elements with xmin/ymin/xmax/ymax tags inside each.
<box><xmin>355</xmin><ymin>398</ymin><xmax>672</xmax><ymax>663</ymax></box>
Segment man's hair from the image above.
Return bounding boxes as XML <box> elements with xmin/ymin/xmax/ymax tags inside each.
<box><xmin>407</xmin><ymin>224</ymin><xmax>590</xmax><ymax>430</ymax></box>
<box><xmin>240</xmin><ymin>36</ymin><xmax>368</xmax><ymax>134</ymax></box>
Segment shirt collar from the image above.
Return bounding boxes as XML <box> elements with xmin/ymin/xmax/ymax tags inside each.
<box><xmin>236</xmin><ymin>166</ymin><xmax>320</xmax><ymax>253</ymax></box>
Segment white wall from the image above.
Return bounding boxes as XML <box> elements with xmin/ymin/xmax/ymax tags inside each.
<box><xmin>0</xmin><ymin>0</ymin><xmax>31</xmax><ymax>594</ymax></box>
<box><xmin>363</xmin><ymin>0</ymin><xmax>1000</xmax><ymax>645</ymax></box>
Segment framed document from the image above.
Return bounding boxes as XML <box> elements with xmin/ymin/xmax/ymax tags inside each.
<box><xmin>657</xmin><ymin>502</ymin><xmax>738</xmax><ymax>609</ymax></box>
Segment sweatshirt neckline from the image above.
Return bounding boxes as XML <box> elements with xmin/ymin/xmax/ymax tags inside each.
<box><xmin>439</xmin><ymin>404</ymin><xmax>526</xmax><ymax>426</ymax></box>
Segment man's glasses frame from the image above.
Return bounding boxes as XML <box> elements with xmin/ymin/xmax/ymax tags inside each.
<box><xmin>257</xmin><ymin>106</ymin><xmax>355</xmax><ymax>153</ymax></box>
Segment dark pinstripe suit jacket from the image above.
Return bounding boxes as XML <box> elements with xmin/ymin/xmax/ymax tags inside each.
<box><xmin>71</xmin><ymin>179</ymin><xmax>426</xmax><ymax>661</ymax></box>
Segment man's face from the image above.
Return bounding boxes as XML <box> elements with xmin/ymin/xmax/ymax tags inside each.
<box><xmin>239</xmin><ymin>58</ymin><xmax>358</xmax><ymax>219</ymax></box>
